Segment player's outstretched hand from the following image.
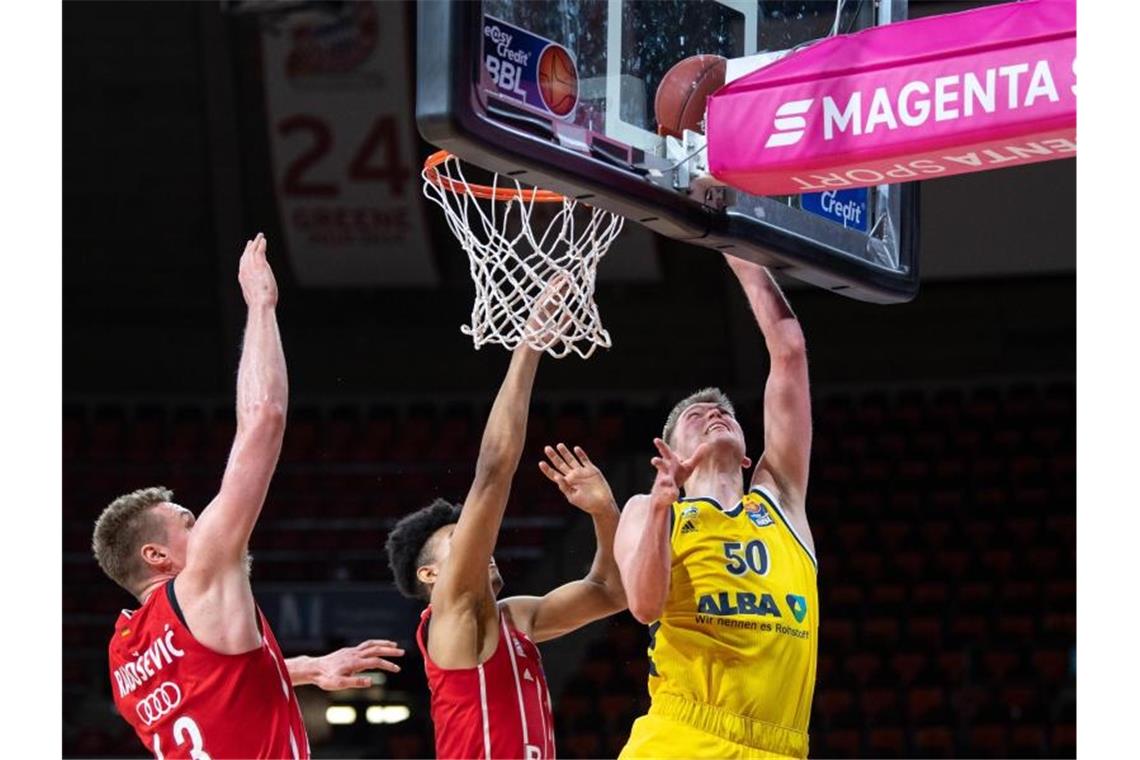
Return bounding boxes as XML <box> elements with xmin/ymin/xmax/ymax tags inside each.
<box><xmin>238</xmin><ymin>232</ymin><xmax>278</xmax><ymax>308</ymax></box>
<box><xmin>309</xmin><ymin>639</ymin><xmax>404</xmax><ymax>690</ymax></box>
<box><xmin>649</xmin><ymin>437</ymin><xmax>710</xmax><ymax>511</ymax></box>
<box><xmin>539</xmin><ymin>444</ymin><xmax>616</xmax><ymax>515</ymax></box>
<box><xmin>524</xmin><ymin>272</ymin><xmax>573</xmax><ymax>349</ymax></box>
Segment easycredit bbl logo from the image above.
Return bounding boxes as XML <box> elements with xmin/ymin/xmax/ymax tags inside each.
<box><xmin>762</xmin><ymin>56</ymin><xmax>1075</xmax><ymax>150</ymax></box>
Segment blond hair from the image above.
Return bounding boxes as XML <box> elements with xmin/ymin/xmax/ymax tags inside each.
<box><xmin>662</xmin><ymin>387</ymin><xmax>736</xmax><ymax>446</ymax></box>
<box><xmin>92</xmin><ymin>486</ymin><xmax>173</xmax><ymax>594</ymax></box>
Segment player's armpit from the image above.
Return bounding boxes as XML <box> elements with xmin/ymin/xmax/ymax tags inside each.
<box><xmin>423</xmin><ymin>599</ymin><xmax>495</xmax><ymax>670</ymax></box>
<box><xmin>171</xmin><ymin>566</ymin><xmax>261</xmax><ymax>655</ymax></box>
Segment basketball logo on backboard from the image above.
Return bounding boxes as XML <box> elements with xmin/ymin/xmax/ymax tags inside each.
<box><xmin>483</xmin><ymin>16</ymin><xmax>578</xmax><ymax>120</ymax></box>
<box><xmin>537</xmin><ymin>44</ymin><xmax>578</xmax><ymax>117</ymax></box>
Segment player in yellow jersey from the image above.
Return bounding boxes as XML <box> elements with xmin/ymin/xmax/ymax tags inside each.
<box><xmin>614</xmin><ymin>255</ymin><xmax>818</xmax><ymax>759</ymax></box>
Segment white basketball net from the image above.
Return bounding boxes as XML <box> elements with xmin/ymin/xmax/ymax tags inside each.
<box><xmin>422</xmin><ymin>152</ymin><xmax>625</xmax><ymax>359</ymax></box>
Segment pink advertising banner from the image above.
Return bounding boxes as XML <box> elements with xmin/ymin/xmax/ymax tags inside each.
<box><xmin>706</xmin><ymin>0</ymin><xmax>1075</xmax><ymax>195</ymax></box>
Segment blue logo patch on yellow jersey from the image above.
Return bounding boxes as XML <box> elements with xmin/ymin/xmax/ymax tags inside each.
<box><xmin>742</xmin><ymin>493</ymin><xmax>775</xmax><ymax>528</ymax></box>
<box><xmin>786</xmin><ymin>594</ymin><xmax>808</xmax><ymax>623</ymax></box>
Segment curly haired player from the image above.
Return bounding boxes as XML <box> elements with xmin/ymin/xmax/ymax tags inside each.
<box><xmin>385</xmin><ymin>289</ymin><xmax>627</xmax><ymax>759</ymax></box>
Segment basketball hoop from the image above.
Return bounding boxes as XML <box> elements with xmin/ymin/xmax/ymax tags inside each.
<box><xmin>421</xmin><ymin>150</ymin><xmax>624</xmax><ymax>359</ymax></box>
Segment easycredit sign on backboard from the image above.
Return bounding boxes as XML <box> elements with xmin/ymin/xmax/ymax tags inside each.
<box><xmin>707</xmin><ymin>0</ymin><xmax>1075</xmax><ymax>195</ymax></box>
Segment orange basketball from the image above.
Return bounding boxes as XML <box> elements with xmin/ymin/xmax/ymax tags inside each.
<box><xmin>538</xmin><ymin>45</ymin><xmax>578</xmax><ymax>117</ymax></box>
<box><xmin>654</xmin><ymin>54</ymin><xmax>727</xmax><ymax>139</ymax></box>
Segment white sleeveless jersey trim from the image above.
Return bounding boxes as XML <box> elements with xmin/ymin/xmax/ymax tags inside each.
<box><xmin>501</xmin><ymin>614</ymin><xmax>531</xmax><ymax>749</ymax></box>
<box><xmin>534</xmin><ymin>674</ymin><xmax>549</xmax><ymax>757</ymax></box>
<box><xmin>546</xmin><ymin>684</ymin><xmax>557</xmax><ymax>756</ymax></box>
<box><xmin>267</xmin><ymin>637</ymin><xmax>291</xmax><ymax>698</ymax></box>
<box><xmin>477</xmin><ymin>664</ymin><xmax>492</xmax><ymax>759</ymax></box>
<box><xmin>753</xmin><ymin>484</ymin><xmax>817</xmax><ymax>568</ymax></box>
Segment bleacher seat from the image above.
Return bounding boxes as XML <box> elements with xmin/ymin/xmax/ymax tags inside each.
<box><xmin>817</xmin><ymin>728</ymin><xmax>861</xmax><ymax>757</ymax></box>
<box><xmin>1050</xmin><ymin>722</ymin><xmax>1075</xmax><ymax>756</ymax></box>
<box><xmin>859</xmin><ymin>687</ymin><xmax>899</xmax><ymax>723</ymax></box>
<box><xmin>913</xmin><ymin>725</ymin><xmax>955</xmax><ymax>757</ymax></box>
<box><xmin>63</xmin><ymin>379</ymin><xmax>1075</xmax><ymax>758</ymax></box>
<box><xmin>1009</xmin><ymin>724</ymin><xmax>1047</xmax><ymax>758</ymax></box>
<box><xmin>867</xmin><ymin>726</ymin><xmax>906</xmax><ymax>757</ymax></box>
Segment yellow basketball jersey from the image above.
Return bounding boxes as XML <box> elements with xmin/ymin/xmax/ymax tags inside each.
<box><xmin>643</xmin><ymin>486</ymin><xmax>818</xmax><ymax>753</ymax></box>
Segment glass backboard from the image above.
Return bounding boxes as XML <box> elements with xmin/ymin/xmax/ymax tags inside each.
<box><xmin>418</xmin><ymin>0</ymin><xmax>919</xmax><ymax>303</ymax></box>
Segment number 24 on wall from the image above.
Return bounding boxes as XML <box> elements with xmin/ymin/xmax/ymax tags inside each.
<box><xmin>276</xmin><ymin>114</ymin><xmax>411</xmax><ymax>198</ymax></box>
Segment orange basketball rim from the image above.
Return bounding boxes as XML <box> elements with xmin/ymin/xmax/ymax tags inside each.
<box><xmin>422</xmin><ymin>150</ymin><xmax>566</xmax><ymax>203</ymax></box>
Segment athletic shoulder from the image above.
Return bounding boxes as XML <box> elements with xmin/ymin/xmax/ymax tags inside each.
<box><xmin>624</xmin><ymin>492</ymin><xmax>652</xmax><ymax>509</ymax></box>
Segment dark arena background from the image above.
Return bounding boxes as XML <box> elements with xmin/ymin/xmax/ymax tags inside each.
<box><xmin>63</xmin><ymin>2</ymin><xmax>1075</xmax><ymax>758</ymax></box>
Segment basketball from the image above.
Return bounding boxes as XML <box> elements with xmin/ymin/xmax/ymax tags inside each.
<box><xmin>538</xmin><ymin>44</ymin><xmax>578</xmax><ymax>117</ymax></box>
<box><xmin>654</xmin><ymin>54</ymin><xmax>727</xmax><ymax>139</ymax></box>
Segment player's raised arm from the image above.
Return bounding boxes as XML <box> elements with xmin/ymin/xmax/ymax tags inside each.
<box><xmin>724</xmin><ymin>255</ymin><xmax>812</xmax><ymax>511</ymax></box>
<box><xmin>175</xmin><ymin>234</ymin><xmax>288</xmax><ymax>650</ymax></box>
<box><xmin>432</xmin><ymin>343</ymin><xmax>542</xmax><ymax>617</ymax></box>
<box><xmin>615</xmin><ymin>439</ymin><xmax>709</xmax><ymax>624</ymax></box>
<box><xmin>188</xmin><ymin>233</ymin><xmax>287</xmax><ymax>562</ymax></box>
<box><xmin>504</xmin><ymin>445</ymin><xmax>626</xmax><ymax>642</ymax></box>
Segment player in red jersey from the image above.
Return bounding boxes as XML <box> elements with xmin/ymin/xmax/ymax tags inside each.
<box><xmin>93</xmin><ymin>234</ymin><xmax>403</xmax><ymax>759</ymax></box>
<box><xmin>385</xmin><ymin>294</ymin><xmax>628</xmax><ymax>759</ymax></box>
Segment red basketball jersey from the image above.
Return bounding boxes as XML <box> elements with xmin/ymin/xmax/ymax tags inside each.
<box><xmin>108</xmin><ymin>581</ymin><xmax>310</xmax><ymax>759</ymax></box>
<box><xmin>417</xmin><ymin>606</ymin><xmax>556</xmax><ymax>759</ymax></box>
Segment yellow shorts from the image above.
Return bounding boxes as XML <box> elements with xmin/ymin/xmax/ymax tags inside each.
<box><xmin>618</xmin><ymin>695</ymin><xmax>808</xmax><ymax>760</ymax></box>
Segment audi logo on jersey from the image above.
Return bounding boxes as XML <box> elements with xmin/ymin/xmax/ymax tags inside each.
<box><xmin>136</xmin><ymin>681</ymin><xmax>182</xmax><ymax>726</ymax></box>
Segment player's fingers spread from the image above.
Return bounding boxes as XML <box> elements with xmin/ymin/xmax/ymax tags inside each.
<box><xmin>538</xmin><ymin>460</ymin><xmax>559</xmax><ymax>481</ymax></box>
<box><xmin>544</xmin><ymin>444</ymin><xmax>570</xmax><ymax>473</ymax></box>
<box><xmin>557</xmin><ymin>442</ymin><xmax>580</xmax><ymax>469</ymax></box>
<box><xmin>360</xmin><ymin>643</ymin><xmax>405</xmax><ymax>658</ymax></box>
<box><xmin>544</xmin><ymin>468</ymin><xmax>569</xmax><ymax>491</ymax></box>
<box><xmin>573</xmin><ymin>446</ymin><xmax>592</xmax><ymax>465</ymax></box>
<box><xmin>356</xmin><ymin>656</ymin><xmax>400</xmax><ymax>672</ymax></box>
<box><xmin>352</xmin><ymin>657</ymin><xmax>383</xmax><ymax>671</ymax></box>
<box><xmin>653</xmin><ymin>438</ymin><xmax>675</xmax><ymax>461</ymax></box>
<box><xmin>360</xmin><ymin>638</ymin><xmax>399</xmax><ymax>649</ymax></box>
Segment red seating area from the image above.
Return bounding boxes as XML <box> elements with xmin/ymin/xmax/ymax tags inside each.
<box><xmin>63</xmin><ymin>380</ymin><xmax>1075</xmax><ymax>757</ymax></box>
